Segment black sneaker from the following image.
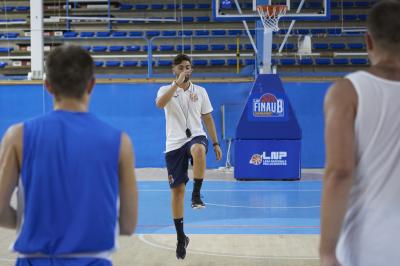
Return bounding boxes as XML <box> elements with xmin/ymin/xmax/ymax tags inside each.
<box><xmin>176</xmin><ymin>235</ymin><xmax>190</xmax><ymax>259</ymax></box>
<box><xmin>191</xmin><ymin>194</ymin><xmax>205</xmax><ymax>209</ymax></box>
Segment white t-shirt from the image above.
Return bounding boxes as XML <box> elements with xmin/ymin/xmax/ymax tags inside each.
<box><xmin>156</xmin><ymin>82</ymin><xmax>213</xmax><ymax>152</ymax></box>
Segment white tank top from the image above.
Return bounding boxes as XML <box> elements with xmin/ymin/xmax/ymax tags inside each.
<box><xmin>336</xmin><ymin>71</ymin><xmax>400</xmax><ymax>266</ymax></box>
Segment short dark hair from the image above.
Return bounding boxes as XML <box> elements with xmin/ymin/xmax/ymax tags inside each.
<box><xmin>173</xmin><ymin>54</ymin><xmax>191</xmax><ymax>66</ymax></box>
<box><xmin>367</xmin><ymin>0</ymin><xmax>400</xmax><ymax>51</ymax></box>
<box><xmin>45</xmin><ymin>45</ymin><xmax>94</xmax><ymax>98</ymax></box>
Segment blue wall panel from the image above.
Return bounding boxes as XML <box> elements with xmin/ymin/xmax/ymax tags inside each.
<box><xmin>0</xmin><ymin>82</ymin><xmax>330</xmax><ymax>168</ymax></box>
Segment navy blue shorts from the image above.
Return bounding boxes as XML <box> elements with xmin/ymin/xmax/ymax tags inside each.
<box><xmin>165</xmin><ymin>135</ymin><xmax>208</xmax><ymax>188</ymax></box>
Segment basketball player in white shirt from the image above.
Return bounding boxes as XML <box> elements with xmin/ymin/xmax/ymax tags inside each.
<box><xmin>320</xmin><ymin>1</ymin><xmax>400</xmax><ymax>265</ymax></box>
<box><xmin>156</xmin><ymin>54</ymin><xmax>222</xmax><ymax>260</ymax></box>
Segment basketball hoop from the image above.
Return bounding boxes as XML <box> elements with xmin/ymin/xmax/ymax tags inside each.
<box><xmin>257</xmin><ymin>5</ymin><xmax>288</xmax><ymax>32</ymax></box>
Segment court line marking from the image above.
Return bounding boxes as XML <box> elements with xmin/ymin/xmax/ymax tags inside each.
<box><xmin>138</xmin><ymin>234</ymin><xmax>319</xmax><ymax>260</ymax></box>
<box><xmin>137</xmin><ymin>224</ymin><xmax>319</xmax><ymax>229</ymax></box>
<box><xmin>204</xmin><ymin>202</ymin><xmax>320</xmax><ymax>209</ymax></box>
<box><xmin>0</xmin><ymin>257</ymin><xmax>15</xmax><ymax>262</ymax></box>
<box><xmin>138</xmin><ymin>189</ymin><xmax>321</xmax><ymax>192</ymax></box>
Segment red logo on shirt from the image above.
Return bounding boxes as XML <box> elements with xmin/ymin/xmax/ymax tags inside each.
<box><xmin>190</xmin><ymin>93</ymin><xmax>198</xmax><ymax>102</ymax></box>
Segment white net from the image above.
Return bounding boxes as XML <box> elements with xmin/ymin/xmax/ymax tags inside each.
<box><xmin>256</xmin><ymin>5</ymin><xmax>287</xmax><ymax>32</ymax></box>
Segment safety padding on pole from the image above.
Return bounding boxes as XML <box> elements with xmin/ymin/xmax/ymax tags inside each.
<box><xmin>234</xmin><ymin>74</ymin><xmax>301</xmax><ymax>180</ymax></box>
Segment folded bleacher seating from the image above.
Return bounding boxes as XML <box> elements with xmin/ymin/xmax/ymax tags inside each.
<box><xmin>109</xmin><ymin>46</ymin><xmax>124</xmax><ymax>52</ymax></box>
<box><xmin>96</xmin><ymin>32</ymin><xmax>111</xmax><ymax>37</ymax></box>
<box><xmin>282</xmin><ymin>43</ymin><xmax>296</xmax><ymax>50</ymax></box>
<box><xmin>228</xmin><ymin>30</ymin><xmax>242</xmax><ymax>36</ymax></box>
<box><xmin>0</xmin><ymin>47</ymin><xmax>14</xmax><ymax>53</ymax></box>
<box><xmin>313</xmin><ymin>43</ymin><xmax>329</xmax><ymax>50</ymax></box>
<box><xmin>119</xmin><ymin>4</ymin><xmax>133</xmax><ymax>10</ymax></box>
<box><xmin>210</xmin><ymin>59</ymin><xmax>225</xmax><ymax>66</ymax></box>
<box><xmin>182</xmin><ymin>4</ymin><xmax>195</xmax><ymax>9</ymax></box>
<box><xmin>179</xmin><ymin>30</ymin><xmax>193</xmax><ymax>36</ymax></box>
<box><xmin>350</xmin><ymin>58</ymin><xmax>368</xmax><ymax>65</ymax></box>
<box><xmin>176</xmin><ymin>45</ymin><xmax>191</xmax><ymax>51</ymax></box>
<box><xmin>158</xmin><ymin>60</ymin><xmax>172</xmax><ymax>66</ymax></box>
<box><xmin>212</xmin><ymin>30</ymin><xmax>226</xmax><ymax>36</ymax></box>
<box><xmin>342</xmin><ymin>1</ymin><xmax>354</xmax><ymax>8</ymax></box>
<box><xmin>244</xmin><ymin>44</ymin><xmax>254</xmax><ymax>50</ymax></box>
<box><xmin>159</xmin><ymin>45</ymin><xmax>174</xmax><ymax>51</ymax></box>
<box><xmin>228</xmin><ymin>44</ymin><xmax>243</xmax><ymax>50</ymax></box>
<box><xmin>196</xmin><ymin>16</ymin><xmax>210</xmax><ymax>22</ymax></box>
<box><xmin>95</xmin><ymin>61</ymin><xmax>104</xmax><ymax>67</ymax></box>
<box><xmin>348</xmin><ymin>43</ymin><xmax>364</xmax><ymax>49</ymax></box>
<box><xmin>151</xmin><ymin>4</ymin><xmax>164</xmax><ymax>10</ymax></box>
<box><xmin>64</xmin><ymin>32</ymin><xmax>78</xmax><ymax>38</ymax></box>
<box><xmin>192</xmin><ymin>59</ymin><xmax>208</xmax><ymax>66</ymax></box>
<box><xmin>358</xmin><ymin>14</ymin><xmax>367</xmax><ymax>21</ymax></box>
<box><xmin>330</xmin><ymin>15</ymin><xmax>340</xmax><ymax>21</ymax></box>
<box><xmin>2</xmin><ymin>6</ymin><xmax>15</xmax><ymax>12</ymax></box>
<box><xmin>298</xmin><ymin>58</ymin><xmax>313</xmax><ymax>65</ymax></box>
<box><xmin>311</xmin><ymin>28</ymin><xmax>326</xmax><ymax>35</ymax></box>
<box><xmin>194</xmin><ymin>45</ymin><xmax>209</xmax><ymax>51</ymax></box>
<box><xmin>166</xmin><ymin>4</ymin><xmax>179</xmax><ymax>9</ymax></box>
<box><xmin>129</xmin><ymin>31</ymin><xmax>143</xmax><ymax>37</ymax></box>
<box><xmin>181</xmin><ymin>17</ymin><xmax>194</xmax><ymax>23</ymax></box>
<box><xmin>333</xmin><ymin>58</ymin><xmax>349</xmax><ymax>65</ymax></box>
<box><xmin>106</xmin><ymin>61</ymin><xmax>121</xmax><ymax>67</ymax></box>
<box><xmin>123</xmin><ymin>61</ymin><xmax>138</xmax><ymax>67</ymax></box>
<box><xmin>146</xmin><ymin>31</ymin><xmax>160</xmax><ymax>37</ymax></box>
<box><xmin>112</xmin><ymin>31</ymin><xmax>127</xmax><ymax>37</ymax></box>
<box><xmin>297</xmin><ymin>29</ymin><xmax>310</xmax><ymax>35</ymax></box>
<box><xmin>210</xmin><ymin>44</ymin><xmax>225</xmax><ymax>51</ymax></box>
<box><xmin>315</xmin><ymin>58</ymin><xmax>331</xmax><ymax>65</ymax></box>
<box><xmin>355</xmin><ymin>1</ymin><xmax>369</xmax><ymax>7</ymax></box>
<box><xmin>3</xmin><ymin>32</ymin><xmax>19</xmax><ymax>38</ymax></box>
<box><xmin>92</xmin><ymin>46</ymin><xmax>107</xmax><ymax>52</ymax></box>
<box><xmin>140</xmin><ymin>61</ymin><xmax>155</xmax><ymax>66</ymax></box>
<box><xmin>16</xmin><ymin>6</ymin><xmax>30</xmax><ymax>11</ymax></box>
<box><xmin>126</xmin><ymin>45</ymin><xmax>141</xmax><ymax>51</ymax></box>
<box><xmin>80</xmin><ymin>32</ymin><xmax>95</xmax><ymax>38</ymax></box>
<box><xmin>195</xmin><ymin>30</ymin><xmax>209</xmax><ymax>36</ymax></box>
<box><xmin>135</xmin><ymin>4</ymin><xmax>148</xmax><ymax>10</ymax></box>
<box><xmin>162</xmin><ymin>30</ymin><xmax>176</xmax><ymax>36</ymax></box>
<box><xmin>197</xmin><ymin>3</ymin><xmax>210</xmax><ymax>9</ymax></box>
<box><xmin>330</xmin><ymin>43</ymin><xmax>346</xmax><ymax>49</ymax></box>
<box><xmin>343</xmin><ymin>15</ymin><xmax>358</xmax><ymax>21</ymax></box>
<box><xmin>227</xmin><ymin>59</ymin><xmax>243</xmax><ymax>65</ymax></box>
<box><xmin>280</xmin><ymin>58</ymin><xmax>296</xmax><ymax>65</ymax></box>
<box><xmin>245</xmin><ymin>59</ymin><xmax>255</xmax><ymax>65</ymax></box>
<box><xmin>328</xmin><ymin>28</ymin><xmax>341</xmax><ymax>35</ymax></box>
<box><xmin>143</xmin><ymin>45</ymin><xmax>157</xmax><ymax>51</ymax></box>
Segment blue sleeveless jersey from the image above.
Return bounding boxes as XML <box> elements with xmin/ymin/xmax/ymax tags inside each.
<box><xmin>13</xmin><ymin>110</ymin><xmax>122</xmax><ymax>258</ymax></box>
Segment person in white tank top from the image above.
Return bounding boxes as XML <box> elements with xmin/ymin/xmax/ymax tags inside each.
<box><xmin>320</xmin><ymin>1</ymin><xmax>400</xmax><ymax>266</ymax></box>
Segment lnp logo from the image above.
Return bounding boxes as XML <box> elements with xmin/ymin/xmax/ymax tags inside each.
<box><xmin>249</xmin><ymin>154</ymin><xmax>263</xmax><ymax>165</ymax></box>
<box><xmin>253</xmin><ymin>93</ymin><xmax>284</xmax><ymax>117</ymax></box>
<box><xmin>249</xmin><ymin>151</ymin><xmax>288</xmax><ymax>166</ymax></box>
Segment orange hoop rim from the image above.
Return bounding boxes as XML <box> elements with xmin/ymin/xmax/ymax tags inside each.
<box><xmin>256</xmin><ymin>5</ymin><xmax>288</xmax><ymax>15</ymax></box>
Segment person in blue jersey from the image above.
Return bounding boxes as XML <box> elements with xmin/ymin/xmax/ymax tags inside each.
<box><xmin>156</xmin><ymin>54</ymin><xmax>222</xmax><ymax>260</ymax></box>
<box><xmin>0</xmin><ymin>45</ymin><xmax>138</xmax><ymax>266</ymax></box>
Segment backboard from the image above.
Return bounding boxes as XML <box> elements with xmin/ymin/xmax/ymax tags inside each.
<box><xmin>213</xmin><ymin>0</ymin><xmax>330</xmax><ymax>21</ymax></box>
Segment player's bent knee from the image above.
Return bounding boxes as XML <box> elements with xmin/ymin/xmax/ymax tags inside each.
<box><xmin>191</xmin><ymin>144</ymin><xmax>205</xmax><ymax>159</ymax></box>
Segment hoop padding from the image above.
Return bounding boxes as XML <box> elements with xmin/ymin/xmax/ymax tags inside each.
<box><xmin>257</xmin><ymin>5</ymin><xmax>287</xmax><ymax>32</ymax></box>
